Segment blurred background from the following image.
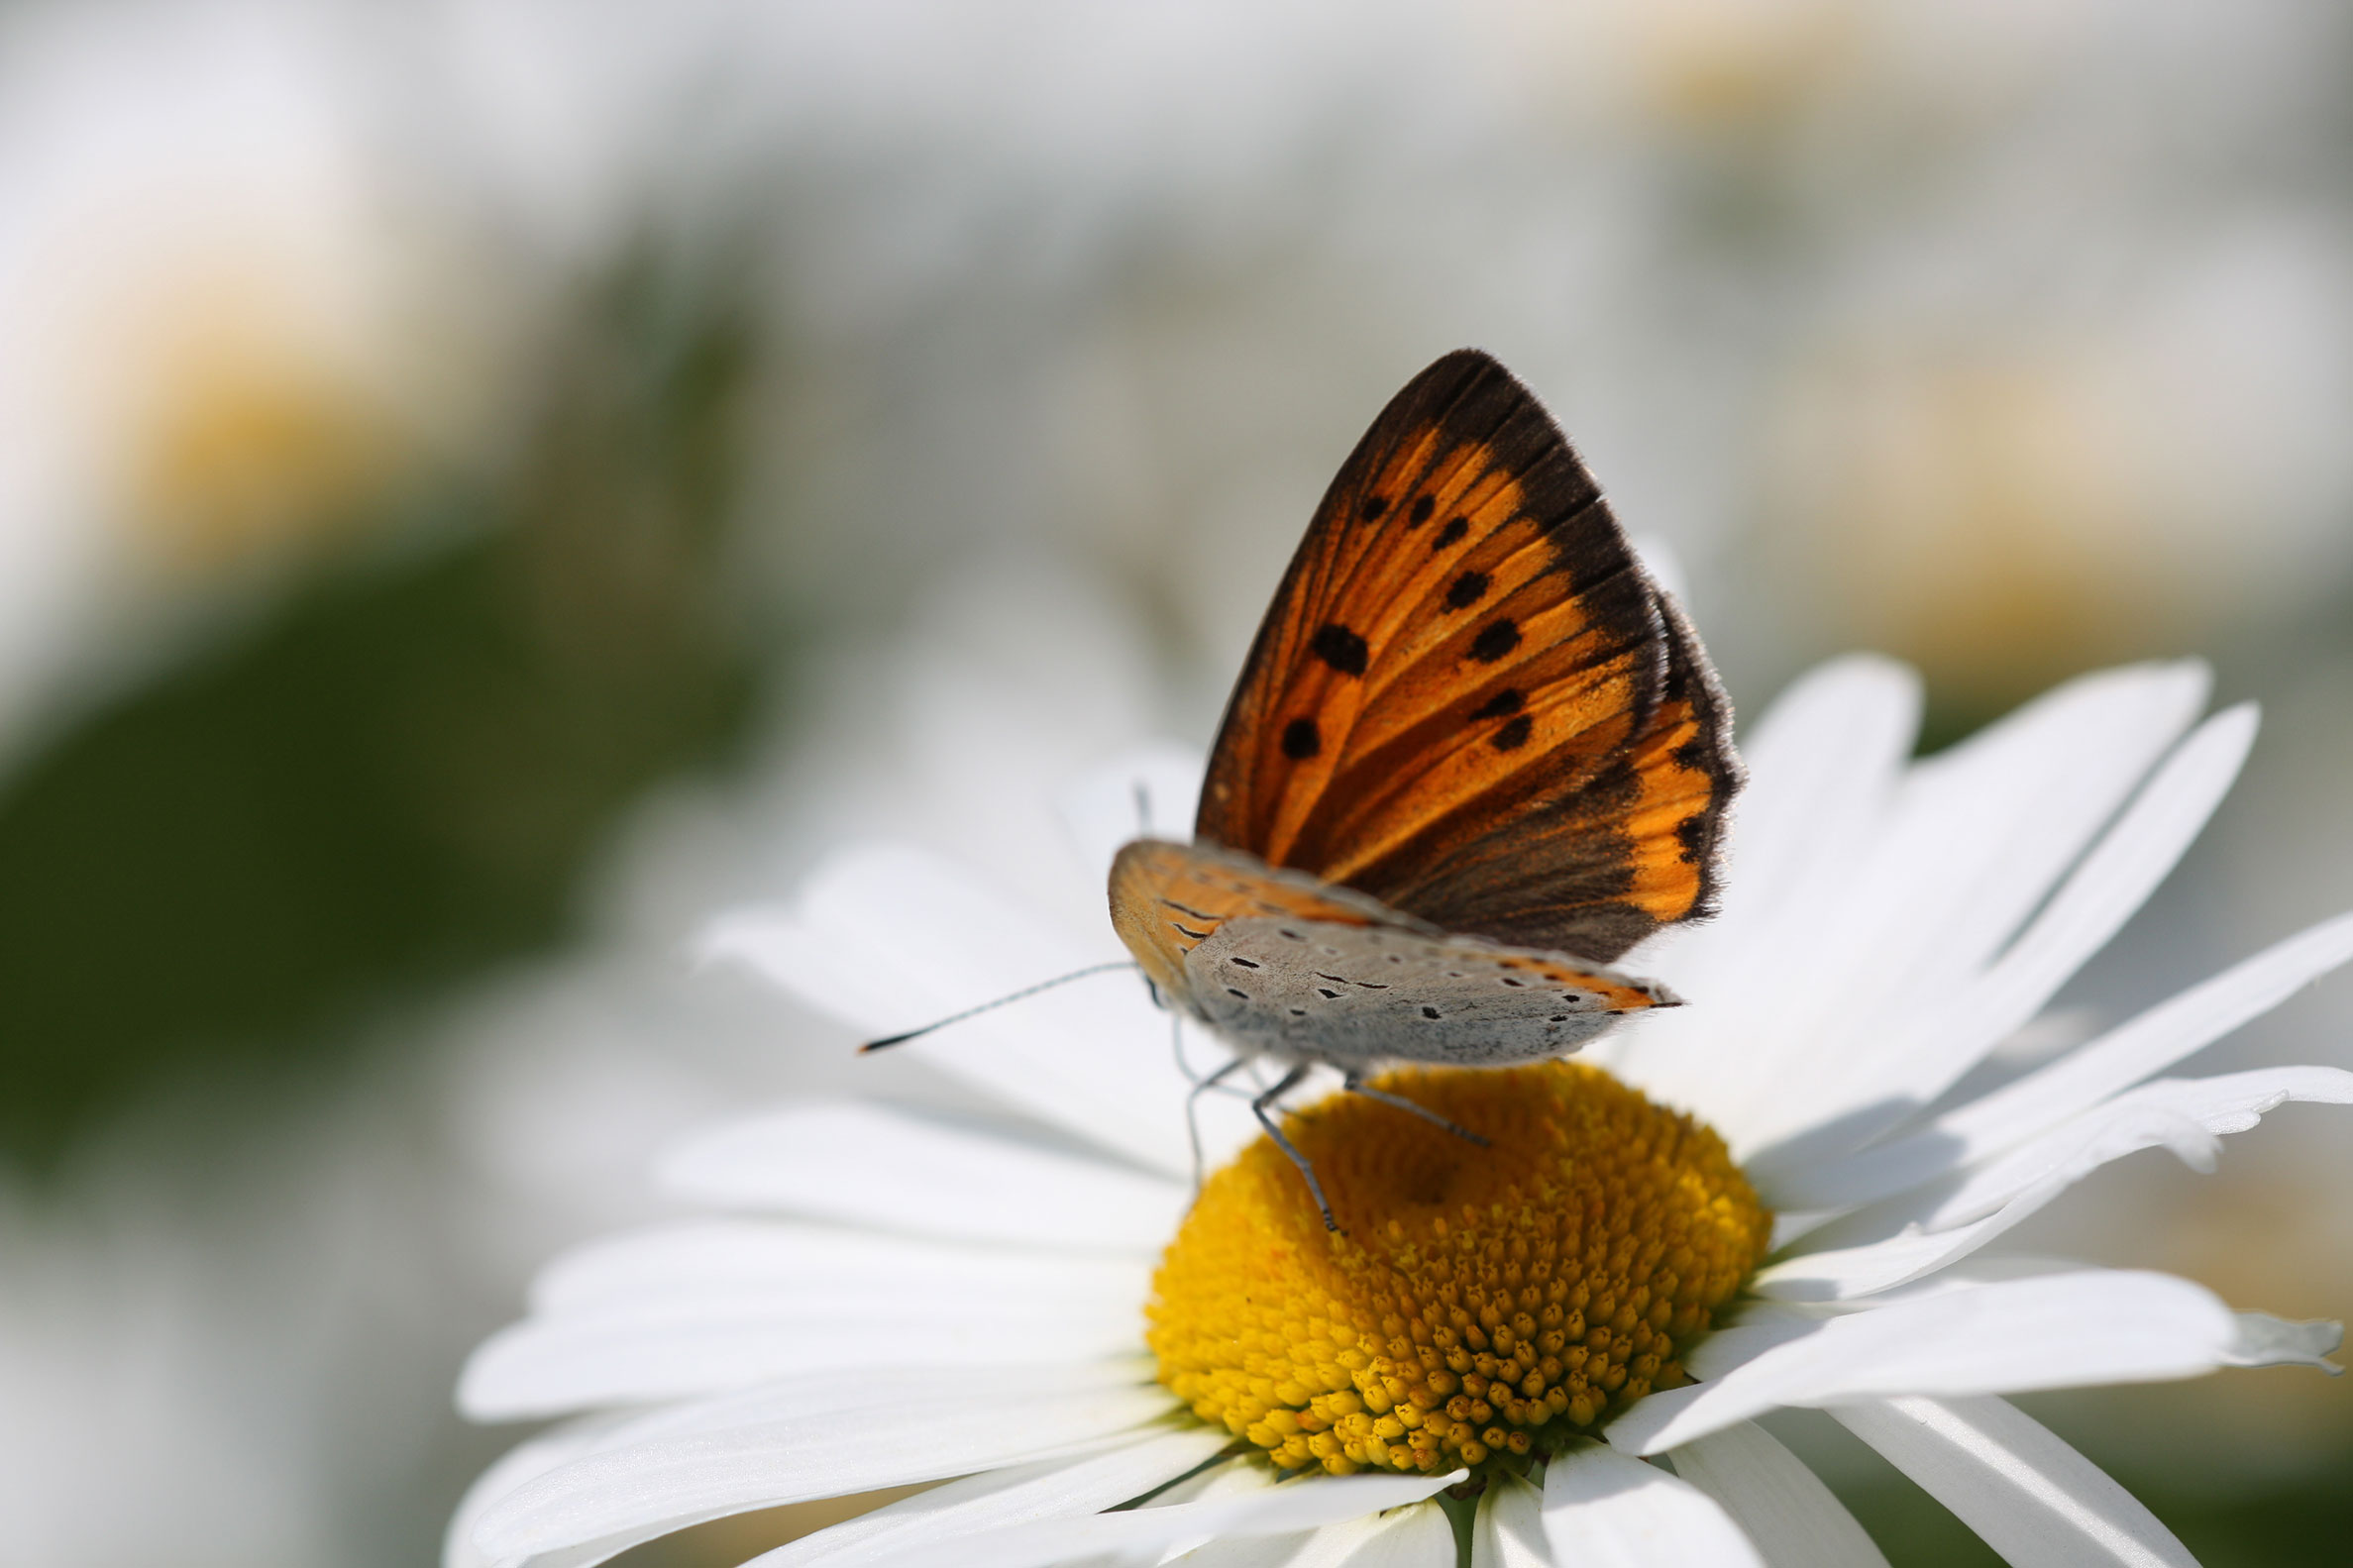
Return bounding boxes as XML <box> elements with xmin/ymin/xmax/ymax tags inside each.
<box><xmin>0</xmin><ymin>1</ymin><xmax>2348</xmax><ymax>1563</ymax></box>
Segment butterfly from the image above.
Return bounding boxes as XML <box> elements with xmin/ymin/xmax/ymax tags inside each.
<box><xmin>1107</xmin><ymin>348</ymin><xmax>1742</xmax><ymax>1226</ymax></box>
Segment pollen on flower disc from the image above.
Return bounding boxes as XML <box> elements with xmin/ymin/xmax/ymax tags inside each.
<box><xmin>1145</xmin><ymin>1062</ymin><xmax>1770</xmax><ymax>1476</ymax></box>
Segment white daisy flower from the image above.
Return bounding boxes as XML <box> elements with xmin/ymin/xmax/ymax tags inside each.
<box><xmin>452</xmin><ymin>656</ymin><xmax>2348</xmax><ymax>1568</ymax></box>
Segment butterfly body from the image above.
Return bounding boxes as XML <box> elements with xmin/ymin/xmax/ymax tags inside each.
<box><xmin>1098</xmin><ymin>349</ymin><xmax>1742</xmax><ymax>1223</ymax></box>
<box><xmin>1112</xmin><ymin>837</ymin><xmax>1672</xmax><ymax>1071</ymax></box>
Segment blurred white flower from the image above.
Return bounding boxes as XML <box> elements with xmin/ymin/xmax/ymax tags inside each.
<box><xmin>0</xmin><ymin>0</ymin><xmax>540</xmax><ymax>760</ymax></box>
<box><xmin>1765</xmin><ymin>223</ymin><xmax>2353</xmax><ymax>706</ymax></box>
<box><xmin>454</xmin><ymin>657</ymin><xmax>2347</xmax><ymax>1567</ymax></box>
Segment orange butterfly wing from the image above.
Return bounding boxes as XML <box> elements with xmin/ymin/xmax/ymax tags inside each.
<box><xmin>1194</xmin><ymin>350</ymin><xmax>1739</xmax><ymax>963</ymax></box>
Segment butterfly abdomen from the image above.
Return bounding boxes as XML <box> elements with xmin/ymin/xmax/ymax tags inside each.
<box><xmin>1183</xmin><ymin>915</ymin><xmax>1673</xmax><ymax>1069</ymax></box>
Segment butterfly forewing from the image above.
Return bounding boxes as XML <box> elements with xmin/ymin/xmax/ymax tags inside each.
<box><xmin>1366</xmin><ymin>588</ymin><xmax>1739</xmax><ymax>959</ymax></box>
<box><xmin>1195</xmin><ymin>349</ymin><xmax>1734</xmax><ymax>963</ymax></box>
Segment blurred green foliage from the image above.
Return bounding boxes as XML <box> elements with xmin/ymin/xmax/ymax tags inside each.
<box><xmin>0</xmin><ymin>254</ymin><xmax>769</xmax><ymax>1167</ymax></box>
<box><xmin>1835</xmin><ymin>1468</ymin><xmax>2353</xmax><ymax>1567</ymax></box>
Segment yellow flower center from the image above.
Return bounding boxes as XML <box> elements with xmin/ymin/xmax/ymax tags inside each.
<box><xmin>1145</xmin><ymin>1062</ymin><xmax>1771</xmax><ymax>1476</ymax></box>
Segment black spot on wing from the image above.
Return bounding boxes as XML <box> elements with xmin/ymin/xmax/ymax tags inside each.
<box><xmin>1675</xmin><ymin>812</ymin><xmax>1709</xmax><ymax>863</ymax></box>
<box><xmin>1471</xmin><ymin>689</ymin><xmax>1524</xmax><ymax>720</ymax></box>
<box><xmin>1434</xmin><ymin>517</ymin><xmax>1469</xmax><ymax>550</ymax></box>
<box><xmin>1311</xmin><ymin>623</ymin><xmax>1369</xmax><ymax>677</ymax></box>
<box><xmin>1445</xmin><ymin>571</ymin><xmax>1490</xmax><ymax>609</ymax></box>
<box><xmin>1492</xmin><ymin>714</ymin><xmax>1534</xmax><ymax>751</ymax></box>
<box><xmin>1281</xmin><ymin>718</ymin><xmax>1321</xmax><ymax>759</ymax></box>
<box><xmin>1409</xmin><ymin>494</ymin><xmax>1436</xmax><ymax>525</ymax></box>
<box><xmin>1469</xmin><ymin>619</ymin><xmax>1522</xmax><ymax>663</ymax></box>
<box><xmin>1360</xmin><ymin>494</ymin><xmax>1389</xmax><ymax>520</ymax></box>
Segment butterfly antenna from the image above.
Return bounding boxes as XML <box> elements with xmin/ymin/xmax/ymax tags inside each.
<box><xmin>858</xmin><ymin>961</ymin><xmax>1140</xmax><ymax>1052</ymax></box>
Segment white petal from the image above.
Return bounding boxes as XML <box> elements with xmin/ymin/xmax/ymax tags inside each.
<box><xmin>1833</xmin><ymin>1396</ymin><xmax>2196</xmax><ymax>1567</ymax></box>
<box><xmin>1681</xmin><ymin>1310</ymin><xmax>1829</xmax><ymax>1382</ymax></box>
<box><xmin>1730</xmin><ymin>663</ymin><xmax>2210</xmax><ymax>1161</ymax></box>
<box><xmin>464</xmin><ymin>1219</ymin><xmax>1150</xmax><ymax>1415</ymax></box>
<box><xmin>445</xmin><ymin>1414</ymin><xmax>632</xmax><ymax>1568</ymax></box>
<box><xmin>1606</xmin><ymin>1270</ymin><xmax>2241</xmax><ymax>1453</ymax></box>
<box><xmin>1857</xmin><ymin>910</ymin><xmax>2353</xmax><ymax>1190</ymax></box>
<box><xmin>1746</xmin><ymin>1193</ymin><xmax>2062</xmax><ymax>1304</ymax></box>
<box><xmin>1541</xmin><ymin>1444</ymin><xmax>1763</xmax><ymax>1567</ymax></box>
<box><xmin>525</xmin><ymin>1218</ymin><xmax>1149</xmax><ymax>1314</ymax></box>
<box><xmin>701</xmin><ymin>844</ymin><xmax>1194</xmax><ymax>1173</ymax></box>
<box><xmin>1168</xmin><ymin>1501</ymin><xmax>1457</xmax><ymax>1568</ymax></box>
<box><xmin>1755</xmin><ymin>1066</ymin><xmax>2353</xmax><ymax>1305</ymax></box>
<box><xmin>1598</xmin><ymin>657</ymin><xmax>1917</xmax><ymax>1103</ymax></box>
<box><xmin>1056</xmin><ymin>743</ymin><xmax>1205</xmax><ymax>885</ymax></box>
<box><xmin>1472</xmin><ymin>1472</ymin><xmax>1550</xmax><ymax>1568</ymax></box>
<box><xmin>848</xmin><ymin>1468</ymin><xmax>1464</xmax><ymax>1568</ymax></box>
<box><xmin>1750</xmin><ymin>704</ymin><xmax>2257</xmax><ymax>1205</ymax></box>
<box><xmin>1664</xmin><ymin>1422</ymin><xmax>1887</xmax><ymax>1568</ymax></box>
<box><xmin>470</xmin><ymin>1362</ymin><xmax>1169</xmax><ymax>1564</ymax></box>
<box><xmin>2223</xmin><ymin>1311</ymin><xmax>2343</xmax><ymax>1372</ymax></box>
<box><xmin>1856</xmin><ymin>1067</ymin><xmax>2353</xmax><ymax>1243</ymax></box>
<box><xmin>658</xmin><ymin>1100</ymin><xmax>1187</xmax><ymax>1254</ymax></box>
<box><xmin>745</xmin><ymin>1427</ymin><xmax>1232</xmax><ymax>1567</ymax></box>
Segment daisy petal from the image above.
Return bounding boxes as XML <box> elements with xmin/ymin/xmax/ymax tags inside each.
<box><xmin>1802</xmin><ymin>918</ymin><xmax>2353</xmax><ymax>1207</ymax></box>
<box><xmin>1865</xmin><ymin>1067</ymin><xmax>2353</xmax><ymax>1237</ymax></box>
<box><xmin>1599</xmin><ymin>657</ymin><xmax>1917</xmax><ymax>1101</ymax></box>
<box><xmin>1760</xmin><ymin>704</ymin><xmax>2258</xmax><ymax>1190</ymax></box>
<box><xmin>462</xmin><ymin>1222</ymin><xmax>1149</xmax><ymax>1417</ymax></box>
<box><xmin>1833</xmin><ymin>1396</ymin><xmax>2196</xmax><ymax>1568</ymax></box>
<box><xmin>1164</xmin><ymin>1500</ymin><xmax>1458</xmax><ymax>1568</ymax></box>
<box><xmin>2223</xmin><ymin>1312</ymin><xmax>2343</xmax><ymax>1372</ymax></box>
<box><xmin>1606</xmin><ymin>1270</ymin><xmax>2242</xmax><ymax>1453</ymax></box>
<box><xmin>658</xmin><ymin>1101</ymin><xmax>1186</xmax><ymax>1253</ymax></box>
<box><xmin>848</xmin><ymin>1468</ymin><xmax>1465</xmax><ymax>1568</ymax></box>
<box><xmin>524</xmin><ymin>1219</ymin><xmax>1149</xmax><ymax>1314</ymax></box>
<box><xmin>701</xmin><ymin>845</ymin><xmax>1190</xmax><ymax>1172</ymax></box>
<box><xmin>1055</xmin><ymin>743</ymin><xmax>1206</xmax><ymax>885</ymax></box>
<box><xmin>1746</xmin><ymin>1185</ymin><xmax>2067</xmax><ymax>1304</ymax></box>
<box><xmin>1734</xmin><ymin>663</ymin><xmax>2211</xmax><ymax>1161</ymax></box>
<box><xmin>445</xmin><ymin>1413</ymin><xmax>632</xmax><ymax>1568</ymax></box>
<box><xmin>1540</xmin><ymin>1443</ymin><xmax>1764</xmax><ymax>1568</ymax></box>
<box><xmin>1665</xmin><ymin>1422</ymin><xmax>1888</xmax><ymax>1568</ymax></box>
<box><xmin>1757</xmin><ymin>1066</ymin><xmax>2353</xmax><ymax>1303</ymax></box>
<box><xmin>470</xmin><ymin>1363</ymin><xmax>1169</xmax><ymax>1565</ymax></box>
<box><xmin>1473</xmin><ymin>1472</ymin><xmax>1549</xmax><ymax>1568</ymax></box>
<box><xmin>742</xmin><ymin>1427</ymin><xmax>1232</xmax><ymax>1568</ymax></box>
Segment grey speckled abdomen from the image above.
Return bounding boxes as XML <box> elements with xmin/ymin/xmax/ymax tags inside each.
<box><xmin>1182</xmin><ymin>916</ymin><xmax>1676</xmax><ymax>1070</ymax></box>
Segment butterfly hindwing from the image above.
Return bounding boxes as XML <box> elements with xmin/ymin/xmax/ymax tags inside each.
<box><xmin>1194</xmin><ymin>349</ymin><xmax>1737</xmax><ymax>963</ymax></box>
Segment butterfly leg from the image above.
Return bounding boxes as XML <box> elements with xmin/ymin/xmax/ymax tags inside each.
<box><xmin>1342</xmin><ymin>1073</ymin><xmax>1490</xmax><ymax>1147</ymax></box>
<box><xmin>1253</xmin><ymin>1064</ymin><xmax>1339</xmax><ymax>1232</ymax></box>
<box><xmin>1185</xmin><ymin>1052</ymin><xmax>1248</xmax><ymax>1196</ymax></box>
